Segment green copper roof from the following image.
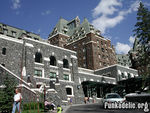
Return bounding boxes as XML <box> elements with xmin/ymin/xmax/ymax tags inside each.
<box><xmin>0</xmin><ymin>23</ymin><xmax>42</xmax><ymax>40</ymax></box>
<box><xmin>49</xmin><ymin>16</ymin><xmax>102</xmax><ymax>43</ymax></box>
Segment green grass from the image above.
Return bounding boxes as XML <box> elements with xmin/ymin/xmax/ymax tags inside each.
<box><xmin>22</xmin><ymin>109</ymin><xmax>44</xmax><ymax>113</ymax></box>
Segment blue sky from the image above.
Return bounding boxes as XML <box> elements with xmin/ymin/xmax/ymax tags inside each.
<box><xmin>0</xmin><ymin>0</ymin><xmax>150</xmax><ymax>54</ymax></box>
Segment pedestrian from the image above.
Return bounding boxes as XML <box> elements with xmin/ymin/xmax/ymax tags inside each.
<box><xmin>12</xmin><ymin>88</ymin><xmax>22</xmax><ymax>113</ymax></box>
<box><xmin>57</xmin><ymin>105</ymin><xmax>63</xmax><ymax>113</ymax></box>
<box><xmin>50</xmin><ymin>102</ymin><xmax>55</xmax><ymax>111</ymax></box>
<box><xmin>44</xmin><ymin>99</ymin><xmax>51</xmax><ymax>110</ymax></box>
<box><xmin>92</xmin><ymin>95</ymin><xmax>96</xmax><ymax>103</ymax></box>
<box><xmin>69</xmin><ymin>97</ymin><xmax>72</xmax><ymax>105</ymax></box>
<box><xmin>87</xmin><ymin>97</ymin><xmax>90</xmax><ymax>103</ymax></box>
<box><xmin>84</xmin><ymin>97</ymin><xmax>87</xmax><ymax>104</ymax></box>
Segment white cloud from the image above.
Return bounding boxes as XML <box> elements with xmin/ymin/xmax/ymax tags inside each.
<box><xmin>129</xmin><ymin>36</ymin><xmax>135</xmax><ymax>44</ymax></box>
<box><xmin>92</xmin><ymin>0</ymin><xmax>140</xmax><ymax>34</ymax></box>
<box><xmin>41</xmin><ymin>10</ymin><xmax>51</xmax><ymax>15</ymax></box>
<box><xmin>115</xmin><ymin>42</ymin><xmax>131</xmax><ymax>54</ymax></box>
<box><xmin>92</xmin><ymin>0</ymin><xmax>122</xmax><ymax>17</ymax></box>
<box><xmin>92</xmin><ymin>14</ymin><xmax>124</xmax><ymax>33</ymax></box>
<box><xmin>115</xmin><ymin>35</ymin><xmax>135</xmax><ymax>54</ymax></box>
<box><xmin>12</xmin><ymin>0</ymin><xmax>21</xmax><ymax>9</ymax></box>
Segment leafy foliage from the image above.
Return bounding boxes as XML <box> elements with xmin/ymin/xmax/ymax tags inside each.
<box><xmin>0</xmin><ymin>73</ymin><xmax>16</xmax><ymax>113</ymax></box>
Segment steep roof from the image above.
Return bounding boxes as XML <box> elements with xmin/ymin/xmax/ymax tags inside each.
<box><xmin>0</xmin><ymin>23</ymin><xmax>41</xmax><ymax>40</ymax></box>
<box><xmin>49</xmin><ymin>17</ymin><xmax>102</xmax><ymax>44</ymax></box>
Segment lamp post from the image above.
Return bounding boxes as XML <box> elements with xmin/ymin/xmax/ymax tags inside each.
<box><xmin>43</xmin><ymin>85</ymin><xmax>46</xmax><ymax>112</ymax></box>
<box><xmin>37</xmin><ymin>95</ymin><xmax>39</xmax><ymax>113</ymax></box>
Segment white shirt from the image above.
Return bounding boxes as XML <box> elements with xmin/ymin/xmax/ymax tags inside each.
<box><xmin>14</xmin><ymin>93</ymin><xmax>22</xmax><ymax>102</ymax></box>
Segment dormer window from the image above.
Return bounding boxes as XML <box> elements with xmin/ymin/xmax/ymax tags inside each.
<box><xmin>3</xmin><ymin>29</ymin><xmax>8</xmax><ymax>34</ymax></box>
<box><xmin>12</xmin><ymin>31</ymin><xmax>16</xmax><ymax>37</ymax></box>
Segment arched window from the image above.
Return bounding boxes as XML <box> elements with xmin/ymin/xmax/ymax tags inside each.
<box><xmin>66</xmin><ymin>86</ymin><xmax>74</xmax><ymax>96</ymax></box>
<box><xmin>50</xmin><ymin>56</ymin><xmax>56</xmax><ymax>66</ymax></box>
<box><xmin>35</xmin><ymin>52</ymin><xmax>42</xmax><ymax>63</ymax></box>
<box><xmin>63</xmin><ymin>59</ymin><xmax>69</xmax><ymax>68</ymax></box>
<box><xmin>2</xmin><ymin>48</ymin><xmax>6</xmax><ymax>55</ymax></box>
<box><xmin>66</xmin><ymin>88</ymin><xmax>72</xmax><ymax>95</ymax></box>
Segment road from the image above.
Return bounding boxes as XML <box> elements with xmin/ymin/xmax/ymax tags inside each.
<box><xmin>65</xmin><ymin>103</ymin><xmax>148</xmax><ymax>113</ymax></box>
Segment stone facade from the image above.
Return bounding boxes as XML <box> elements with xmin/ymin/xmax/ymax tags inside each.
<box><xmin>116</xmin><ymin>54</ymin><xmax>132</xmax><ymax>67</ymax></box>
<box><xmin>0</xmin><ymin>21</ymin><xmax>139</xmax><ymax>105</ymax></box>
<box><xmin>94</xmin><ymin>64</ymin><xmax>138</xmax><ymax>82</ymax></box>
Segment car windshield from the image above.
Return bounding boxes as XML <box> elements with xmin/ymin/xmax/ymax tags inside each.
<box><xmin>106</xmin><ymin>94</ymin><xmax>120</xmax><ymax>99</ymax></box>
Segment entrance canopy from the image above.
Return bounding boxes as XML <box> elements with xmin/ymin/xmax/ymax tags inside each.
<box><xmin>81</xmin><ymin>81</ymin><xmax>116</xmax><ymax>98</ymax></box>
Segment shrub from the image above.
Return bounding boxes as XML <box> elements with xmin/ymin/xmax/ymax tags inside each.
<box><xmin>23</xmin><ymin>102</ymin><xmax>44</xmax><ymax>110</ymax></box>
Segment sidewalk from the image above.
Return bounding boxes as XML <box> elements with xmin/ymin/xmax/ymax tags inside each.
<box><xmin>45</xmin><ymin>105</ymin><xmax>71</xmax><ymax>113</ymax></box>
<box><xmin>46</xmin><ymin>102</ymin><xmax>99</xmax><ymax>113</ymax></box>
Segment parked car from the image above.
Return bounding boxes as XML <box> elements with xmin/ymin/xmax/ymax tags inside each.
<box><xmin>102</xmin><ymin>93</ymin><xmax>125</xmax><ymax>108</ymax></box>
<box><xmin>125</xmin><ymin>91</ymin><xmax>150</xmax><ymax>103</ymax></box>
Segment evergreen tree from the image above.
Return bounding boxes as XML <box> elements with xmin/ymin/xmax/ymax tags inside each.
<box><xmin>133</xmin><ymin>2</ymin><xmax>150</xmax><ymax>76</ymax></box>
<box><xmin>0</xmin><ymin>73</ymin><xmax>16</xmax><ymax>113</ymax></box>
<box><xmin>134</xmin><ymin>2</ymin><xmax>150</xmax><ymax>45</ymax></box>
<box><xmin>133</xmin><ymin>2</ymin><xmax>150</xmax><ymax>91</ymax></box>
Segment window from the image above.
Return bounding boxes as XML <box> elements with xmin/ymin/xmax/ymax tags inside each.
<box><xmin>99</xmin><ymin>62</ymin><xmax>101</xmax><ymax>66</ymax></box>
<box><xmin>2</xmin><ymin>48</ymin><xmax>6</xmax><ymax>55</ymax></box>
<box><xmin>35</xmin><ymin>52</ymin><xmax>42</xmax><ymax>63</ymax></box>
<box><xmin>83</xmin><ymin>63</ymin><xmax>86</xmax><ymax>67</ymax></box>
<box><xmin>121</xmin><ymin>73</ymin><xmax>125</xmax><ymax>78</ymax></box>
<box><xmin>3</xmin><ymin>29</ymin><xmax>8</xmax><ymax>34</ymax></box>
<box><xmin>66</xmin><ymin>87</ymin><xmax>72</xmax><ymax>95</ymax></box>
<box><xmin>102</xmin><ymin>55</ymin><xmax>105</xmax><ymax>59</ymax></box>
<box><xmin>49</xmin><ymin>72</ymin><xmax>56</xmax><ymax>79</ymax></box>
<box><xmin>83</xmin><ymin>56</ymin><xmax>86</xmax><ymax>60</ymax></box>
<box><xmin>63</xmin><ymin>59</ymin><xmax>69</xmax><ymax>68</ymax></box>
<box><xmin>83</xmin><ymin>48</ymin><xmax>86</xmax><ymax>52</ymax></box>
<box><xmin>12</xmin><ymin>31</ymin><xmax>16</xmax><ymax>37</ymax></box>
<box><xmin>82</xmin><ymin>42</ymin><xmax>85</xmax><ymax>45</ymax></box>
<box><xmin>63</xmin><ymin>74</ymin><xmax>69</xmax><ymax>81</ymax></box>
<box><xmin>101</xmin><ymin>48</ymin><xmax>105</xmax><ymax>52</ymax></box>
<box><xmin>101</xmin><ymin>41</ymin><xmax>103</xmax><ymax>45</ymax></box>
<box><xmin>0</xmin><ymin>26</ymin><xmax>2</xmax><ymax>32</ymax></box>
<box><xmin>97</xmin><ymin>40</ymin><xmax>99</xmax><ymax>44</ymax></box>
<box><xmin>99</xmin><ymin>54</ymin><xmax>101</xmax><ymax>59</ymax></box>
<box><xmin>103</xmin><ymin>62</ymin><xmax>107</xmax><ymax>66</ymax></box>
<box><xmin>34</xmin><ymin>37</ymin><xmax>39</xmax><ymax>40</ymax></box>
<box><xmin>50</xmin><ymin>56</ymin><xmax>56</xmax><ymax>66</ymax></box>
<box><xmin>36</xmin><ymin>84</ymin><xmax>42</xmax><ymax>88</ymax></box>
<box><xmin>74</xmin><ymin>45</ymin><xmax>77</xmax><ymax>49</ymax></box>
<box><xmin>34</xmin><ymin>69</ymin><xmax>42</xmax><ymax>77</ymax></box>
<box><xmin>3</xmin><ymin>24</ymin><xmax>6</xmax><ymax>28</ymax></box>
<box><xmin>128</xmin><ymin>73</ymin><xmax>131</xmax><ymax>78</ymax></box>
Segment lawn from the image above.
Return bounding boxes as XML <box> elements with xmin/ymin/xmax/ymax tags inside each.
<box><xmin>22</xmin><ymin>109</ymin><xmax>44</xmax><ymax>113</ymax></box>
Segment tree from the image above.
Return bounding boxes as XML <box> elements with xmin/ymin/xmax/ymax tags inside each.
<box><xmin>0</xmin><ymin>73</ymin><xmax>16</xmax><ymax>113</ymax></box>
<box><xmin>133</xmin><ymin>2</ymin><xmax>150</xmax><ymax>91</ymax></box>
<box><xmin>133</xmin><ymin>2</ymin><xmax>150</xmax><ymax>75</ymax></box>
<box><xmin>134</xmin><ymin>2</ymin><xmax>150</xmax><ymax>45</ymax></box>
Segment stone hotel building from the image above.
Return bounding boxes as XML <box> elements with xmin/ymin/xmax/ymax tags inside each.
<box><xmin>0</xmin><ymin>17</ymin><xmax>139</xmax><ymax>105</ymax></box>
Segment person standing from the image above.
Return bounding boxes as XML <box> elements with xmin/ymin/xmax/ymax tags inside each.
<box><xmin>69</xmin><ymin>97</ymin><xmax>72</xmax><ymax>105</ymax></box>
<box><xmin>12</xmin><ymin>88</ymin><xmax>22</xmax><ymax>113</ymax></box>
<box><xmin>57</xmin><ymin>105</ymin><xmax>62</xmax><ymax>113</ymax></box>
